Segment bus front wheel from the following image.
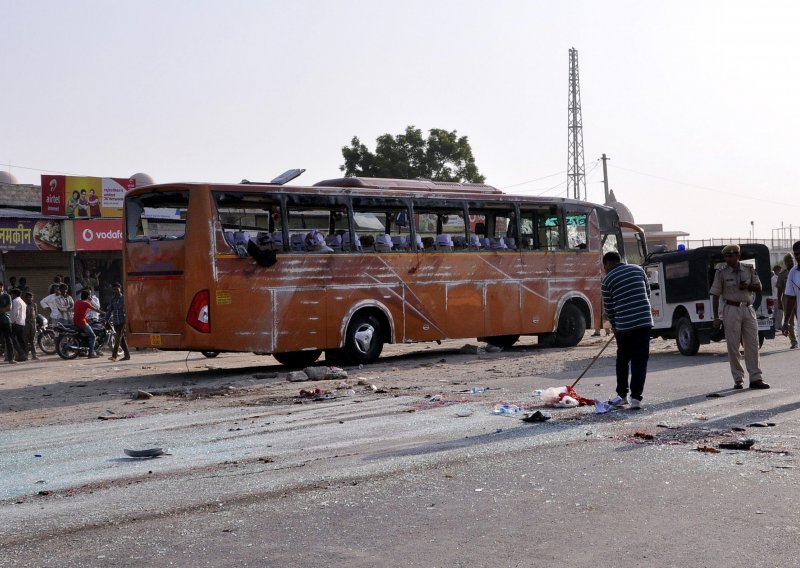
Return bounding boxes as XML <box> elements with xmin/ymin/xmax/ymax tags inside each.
<box><xmin>343</xmin><ymin>313</ymin><xmax>384</xmax><ymax>365</ymax></box>
<box><xmin>554</xmin><ymin>304</ymin><xmax>586</xmax><ymax>347</ymax></box>
<box><xmin>273</xmin><ymin>350</ymin><xmax>322</xmax><ymax>368</ymax></box>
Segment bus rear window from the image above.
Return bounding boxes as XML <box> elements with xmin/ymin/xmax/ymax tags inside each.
<box><xmin>126</xmin><ymin>191</ymin><xmax>189</xmax><ymax>241</ymax></box>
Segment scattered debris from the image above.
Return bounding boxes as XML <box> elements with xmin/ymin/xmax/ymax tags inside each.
<box><xmin>656</xmin><ymin>424</ymin><xmax>680</xmax><ymax>429</ymax></box>
<box><xmin>133</xmin><ymin>390</ymin><xmax>154</xmax><ymax>400</ymax></box>
<box><xmin>634</xmin><ymin>432</ymin><xmax>654</xmax><ymax>440</ymax></box>
<box><xmin>124</xmin><ymin>448</ymin><xmax>164</xmax><ymax>458</ymax></box>
<box><xmin>455</xmin><ymin>407</ymin><xmax>474</xmax><ymax>417</ymax></box>
<box><xmin>469</xmin><ymin>386</ymin><xmax>487</xmax><ymax>394</ymax></box>
<box><xmin>299</xmin><ymin>388</ymin><xmax>335</xmax><ymax>401</ymax></box>
<box><xmin>697</xmin><ymin>445</ymin><xmax>721</xmax><ymax>453</ymax></box>
<box><xmin>522</xmin><ymin>410</ymin><xmax>551</xmax><ymax>423</ymax></box>
<box><xmin>747</xmin><ymin>422</ymin><xmax>776</xmax><ymax>428</ymax></box>
<box><xmin>286</xmin><ymin>371</ymin><xmax>310</xmax><ymax>382</ymax></box>
<box><xmin>252</xmin><ymin>372</ymin><xmax>278</xmax><ymax>380</ymax></box>
<box><xmin>98</xmin><ymin>415</ymin><xmax>135</xmax><ymax>421</ymax></box>
<box><xmin>732</xmin><ymin>426</ymin><xmax>747</xmax><ymax>432</ymax></box>
<box><xmin>485</xmin><ymin>345</ymin><xmax>503</xmax><ymax>353</ymax></box>
<box><xmin>718</xmin><ymin>439</ymin><xmax>755</xmax><ymax>451</ymax></box>
<box><xmin>459</xmin><ymin>344</ymin><xmax>479</xmax><ymax>355</ymax></box>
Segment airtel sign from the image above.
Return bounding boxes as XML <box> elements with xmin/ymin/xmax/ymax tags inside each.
<box><xmin>74</xmin><ymin>220</ymin><xmax>124</xmax><ymax>251</ymax></box>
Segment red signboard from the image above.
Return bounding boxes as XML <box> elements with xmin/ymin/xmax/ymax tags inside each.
<box><xmin>73</xmin><ymin>219</ymin><xmax>124</xmax><ymax>251</ymax></box>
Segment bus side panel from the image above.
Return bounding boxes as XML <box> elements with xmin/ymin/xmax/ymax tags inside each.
<box><xmin>401</xmin><ymin>281</ymin><xmax>449</xmax><ymax>341</ymax></box>
<box><xmin>518</xmin><ymin>252</ymin><xmax>558</xmax><ymax>334</ymax></box>
<box><xmin>445</xmin><ymin>282</ymin><xmax>485</xmax><ymax>337</ymax></box>
<box><xmin>484</xmin><ymin>281</ymin><xmax>522</xmax><ymax>336</ymax></box>
<box><xmin>273</xmin><ymin>288</ymin><xmax>327</xmax><ymax>352</ymax></box>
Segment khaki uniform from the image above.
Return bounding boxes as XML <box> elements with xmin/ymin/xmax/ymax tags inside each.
<box><xmin>710</xmin><ymin>263</ymin><xmax>763</xmax><ymax>385</ymax></box>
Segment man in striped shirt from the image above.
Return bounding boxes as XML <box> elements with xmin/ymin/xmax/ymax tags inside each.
<box><xmin>601</xmin><ymin>251</ymin><xmax>654</xmax><ymax>410</ymax></box>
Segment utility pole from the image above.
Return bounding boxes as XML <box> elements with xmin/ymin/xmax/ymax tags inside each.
<box><xmin>567</xmin><ymin>47</ymin><xmax>586</xmax><ymax>201</ymax></box>
<box><xmin>601</xmin><ymin>153</ymin><xmax>610</xmax><ymax>204</ymax></box>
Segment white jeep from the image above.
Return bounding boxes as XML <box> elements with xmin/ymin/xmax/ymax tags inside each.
<box><xmin>644</xmin><ymin>244</ymin><xmax>775</xmax><ymax>355</ymax></box>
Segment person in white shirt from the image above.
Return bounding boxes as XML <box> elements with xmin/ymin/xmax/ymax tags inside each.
<box><xmin>9</xmin><ymin>288</ymin><xmax>27</xmax><ymax>361</ymax></box>
<box><xmin>40</xmin><ymin>291</ymin><xmax>60</xmax><ymax>321</ymax></box>
<box><xmin>782</xmin><ymin>241</ymin><xmax>800</xmax><ymax>340</ymax></box>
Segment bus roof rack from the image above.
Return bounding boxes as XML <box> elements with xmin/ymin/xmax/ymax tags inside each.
<box><xmin>313</xmin><ymin>177</ymin><xmax>503</xmax><ymax>195</ymax></box>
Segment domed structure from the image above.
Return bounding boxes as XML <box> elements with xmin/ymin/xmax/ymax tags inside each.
<box><xmin>606</xmin><ymin>189</ymin><xmax>635</xmax><ymax>225</ymax></box>
<box><xmin>130</xmin><ymin>172</ymin><xmax>155</xmax><ymax>187</ymax></box>
<box><xmin>0</xmin><ymin>171</ymin><xmax>20</xmax><ymax>185</ymax></box>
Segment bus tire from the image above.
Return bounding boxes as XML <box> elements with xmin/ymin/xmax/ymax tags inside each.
<box><xmin>343</xmin><ymin>313</ymin><xmax>384</xmax><ymax>365</ymax></box>
<box><xmin>675</xmin><ymin>316</ymin><xmax>700</xmax><ymax>356</ymax></box>
<box><xmin>554</xmin><ymin>303</ymin><xmax>586</xmax><ymax>347</ymax></box>
<box><xmin>273</xmin><ymin>350</ymin><xmax>322</xmax><ymax>368</ymax></box>
<box><xmin>484</xmin><ymin>335</ymin><xmax>520</xmax><ymax>349</ymax></box>
<box><xmin>201</xmin><ymin>350</ymin><xmax>220</xmax><ymax>358</ymax></box>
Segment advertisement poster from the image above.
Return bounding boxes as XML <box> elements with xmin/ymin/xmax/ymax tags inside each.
<box><xmin>40</xmin><ymin>175</ymin><xmax>135</xmax><ymax>218</ymax></box>
<box><xmin>0</xmin><ymin>218</ymin><xmax>62</xmax><ymax>251</ymax></box>
<box><xmin>73</xmin><ymin>219</ymin><xmax>124</xmax><ymax>251</ymax></box>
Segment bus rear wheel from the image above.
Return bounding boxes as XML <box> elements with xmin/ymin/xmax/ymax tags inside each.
<box><xmin>484</xmin><ymin>335</ymin><xmax>520</xmax><ymax>349</ymax></box>
<box><xmin>201</xmin><ymin>350</ymin><xmax>220</xmax><ymax>358</ymax></box>
<box><xmin>554</xmin><ymin>304</ymin><xmax>586</xmax><ymax>347</ymax></box>
<box><xmin>273</xmin><ymin>350</ymin><xmax>322</xmax><ymax>368</ymax></box>
<box><xmin>343</xmin><ymin>313</ymin><xmax>384</xmax><ymax>365</ymax></box>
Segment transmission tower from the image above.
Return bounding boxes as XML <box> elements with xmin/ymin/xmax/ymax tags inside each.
<box><xmin>567</xmin><ymin>47</ymin><xmax>586</xmax><ymax>201</ymax></box>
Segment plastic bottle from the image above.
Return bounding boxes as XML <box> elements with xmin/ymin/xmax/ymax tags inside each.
<box><xmin>493</xmin><ymin>404</ymin><xmax>522</xmax><ymax>415</ymax></box>
<box><xmin>470</xmin><ymin>386</ymin><xmax>487</xmax><ymax>394</ymax></box>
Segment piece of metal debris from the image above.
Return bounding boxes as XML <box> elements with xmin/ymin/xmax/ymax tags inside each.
<box><xmin>124</xmin><ymin>448</ymin><xmax>165</xmax><ymax>458</ymax></box>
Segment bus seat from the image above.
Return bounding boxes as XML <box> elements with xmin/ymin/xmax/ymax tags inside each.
<box><xmin>375</xmin><ymin>234</ymin><xmax>393</xmax><ymax>251</ymax></box>
<box><xmin>490</xmin><ymin>237</ymin><xmax>507</xmax><ymax>250</ymax></box>
<box><xmin>233</xmin><ymin>231</ymin><xmax>248</xmax><ymax>245</ymax></box>
<box><xmin>342</xmin><ymin>233</ymin><xmax>362</xmax><ymax>251</ymax></box>
<box><xmin>435</xmin><ymin>234</ymin><xmax>454</xmax><ymax>251</ymax></box>
<box><xmin>391</xmin><ymin>235</ymin><xmax>408</xmax><ymax>250</ymax></box>
<box><xmin>270</xmin><ymin>231</ymin><xmax>284</xmax><ymax>248</ymax></box>
<box><xmin>505</xmin><ymin>237</ymin><xmax>516</xmax><ymax>249</ymax></box>
<box><xmin>223</xmin><ymin>231</ymin><xmax>235</xmax><ymax>247</ymax></box>
<box><xmin>325</xmin><ymin>234</ymin><xmax>342</xmax><ymax>251</ymax></box>
<box><xmin>414</xmin><ymin>234</ymin><xmax>424</xmax><ymax>251</ymax></box>
<box><xmin>290</xmin><ymin>233</ymin><xmax>306</xmax><ymax>251</ymax></box>
<box><xmin>360</xmin><ymin>234</ymin><xmax>376</xmax><ymax>248</ymax></box>
<box><xmin>469</xmin><ymin>234</ymin><xmax>482</xmax><ymax>249</ymax></box>
<box><xmin>452</xmin><ymin>235</ymin><xmax>466</xmax><ymax>249</ymax></box>
<box><xmin>481</xmin><ymin>237</ymin><xmax>491</xmax><ymax>249</ymax></box>
<box><xmin>422</xmin><ymin>236</ymin><xmax>435</xmax><ymax>250</ymax></box>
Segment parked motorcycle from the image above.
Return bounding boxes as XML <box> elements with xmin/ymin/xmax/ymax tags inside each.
<box><xmin>55</xmin><ymin>320</ymin><xmax>115</xmax><ymax>360</ymax></box>
<box><xmin>36</xmin><ymin>314</ymin><xmax>57</xmax><ymax>355</ymax></box>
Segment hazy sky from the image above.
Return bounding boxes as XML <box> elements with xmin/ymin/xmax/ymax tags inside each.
<box><xmin>3</xmin><ymin>1</ymin><xmax>800</xmax><ymax>240</ymax></box>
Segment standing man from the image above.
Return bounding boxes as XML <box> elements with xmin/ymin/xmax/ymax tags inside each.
<box><xmin>106</xmin><ymin>282</ymin><xmax>130</xmax><ymax>361</ymax></box>
<box><xmin>55</xmin><ymin>283</ymin><xmax>74</xmax><ymax>325</ymax></box>
<box><xmin>10</xmin><ymin>288</ymin><xmax>27</xmax><ymax>362</ymax></box>
<box><xmin>73</xmin><ymin>290</ymin><xmax>103</xmax><ymax>358</ymax></box>
<box><xmin>777</xmin><ymin>252</ymin><xmax>797</xmax><ymax>349</ymax></box>
<box><xmin>601</xmin><ymin>251</ymin><xmax>654</xmax><ymax>410</ymax></box>
<box><xmin>23</xmin><ymin>291</ymin><xmax>38</xmax><ymax>360</ymax></box>
<box><xmin>782</xmin><ymin>241</ymin><xmax>800</xmax><ymax>343</ymax></box>
<box><xmin>0</xmin><ymin>282</ymin><xmax>15</xmax><ymax>364</ymax></box>
<box><xmin>772</xmin><ymin>265</ymin><xmax>783</xmax><ymax>333</ymax></box>
<box><xmin>710</xmin><ymin>244</ymin><xmax>769</xmax><ymax>389</ymax></box>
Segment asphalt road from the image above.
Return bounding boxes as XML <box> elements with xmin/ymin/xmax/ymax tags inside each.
<box><xmin>2</xmin><ymin>335</ymin><xmax>800</xmax><ymax>567</ymax></box>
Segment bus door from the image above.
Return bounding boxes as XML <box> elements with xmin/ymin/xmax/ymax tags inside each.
<box><xmin>124</xmin><ymin>189</ymin><xmax>191</xmax><ymax>347</ymax></box>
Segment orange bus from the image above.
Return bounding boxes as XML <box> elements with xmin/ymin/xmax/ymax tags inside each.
<box><xmin>123</xmin><ymin>175</ymin><xmax>644</xmax><ymax>367</ymax></box>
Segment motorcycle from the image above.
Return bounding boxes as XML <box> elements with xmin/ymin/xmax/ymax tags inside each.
<box><xmin>55</xmin><ymin>320</ymin><xmax>115</xmax><ymax>360</ymax></box>
<box><xmin>36</xmin><ymin>314</ymin><xmax>57</xmax><ymax>355</ymax></box>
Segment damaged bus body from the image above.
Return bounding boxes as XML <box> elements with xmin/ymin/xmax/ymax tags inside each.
<box><xmin>123</xmin><ymin>176</ymin><xmax>640</xmax><ymax>367</ymax></box>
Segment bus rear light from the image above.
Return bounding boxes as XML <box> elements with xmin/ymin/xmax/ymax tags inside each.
<box><xmin>187</xmin><ymin>289</ymin><xmax>210</xmax><ymax>333</ymax></box>
<box><xmin>695</xmin><ymin>303</ymin><xmax>706</xmax><ymax>320</ymax></box>
<box><xmin>766</xmin><ymin>297</ymin><xmax>774</xmax><ymax>315</ymax></box>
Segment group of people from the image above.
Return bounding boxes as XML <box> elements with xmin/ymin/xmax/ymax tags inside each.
<box><xmin>1</xmin><ymin>275</ymin><xmax>130</xmax><ymax>364</ymax></box>
<box><xmin>601</xmin><ymin>241</ymin><xmax>800</xmax><ymax>409</ymax></box>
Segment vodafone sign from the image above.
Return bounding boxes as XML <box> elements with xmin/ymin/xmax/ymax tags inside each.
<box><xmin>74</xmin><ymin>219</ymin><xmax>124</xmax><ymax>251</ymax></box>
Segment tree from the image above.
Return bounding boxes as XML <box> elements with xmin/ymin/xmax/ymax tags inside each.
<box><xmin>340</xmin><ymin>126</ymin><xmax>485</xmax><ymax>183</ymax></box>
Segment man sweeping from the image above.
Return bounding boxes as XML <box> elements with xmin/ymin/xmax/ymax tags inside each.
<box><xmin>601</xmin><ymin>251</ymin><xmax>654</xmax><ymax>410</ymax></box>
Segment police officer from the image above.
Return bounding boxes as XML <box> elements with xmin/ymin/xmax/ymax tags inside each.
<box><xmin>710</xmin><ymin>244</ymin><xmax>769</xmax><ymax>389</ymax></box>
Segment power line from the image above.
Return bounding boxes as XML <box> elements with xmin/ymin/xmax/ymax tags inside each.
<box><xmin>0</xmin><ymin>162</ymin><xmax>84</xmax><ymax>176</ymax></box>
<box><xmin>611</xmin><ymin>163</ymin><xmax>799</xmax><ymax>209</ymax></box>
<box><xmin>500</xmin><ymin>170</ymin><xmax>567</xmax><ymax>190</ymax></box>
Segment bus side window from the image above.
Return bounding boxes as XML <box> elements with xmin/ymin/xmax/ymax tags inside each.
<box><xmin>414</xmin><ymin>208</ymin><xmax>466</xmax><ymax>253</ymax></box>
<box><xmin>566</xmin><ymin>210</ymin><xmax>589</xmax><ymax>250</ymax></box>
<box><xmin>537</xmin><ymin>209</ymin><xmax>563</xmax><ymax>250</ymax></box>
